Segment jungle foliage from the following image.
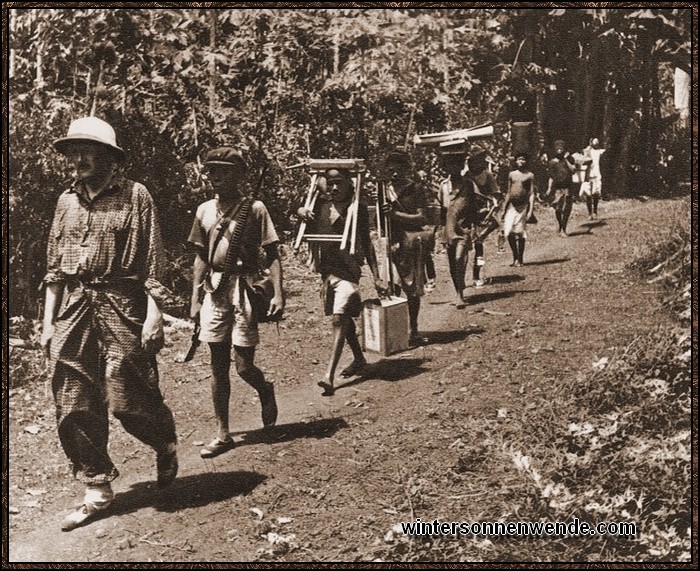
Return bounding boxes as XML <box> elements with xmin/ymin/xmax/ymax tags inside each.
<box><xmin>7</xmin><ymin>7</ymin><xmax>692</xmax><ymax>316</ymax></box>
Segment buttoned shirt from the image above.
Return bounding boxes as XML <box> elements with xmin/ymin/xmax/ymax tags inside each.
<box><xmin>44</xmin><ymin>175</ymin><xmax>166</xmax><ymax>299</ymax></box>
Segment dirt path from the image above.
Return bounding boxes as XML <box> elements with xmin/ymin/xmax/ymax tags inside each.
<box><xmin>7</xmin><ymin>197</ymin><xmax>684</xmax><ymax>563</ymax></box>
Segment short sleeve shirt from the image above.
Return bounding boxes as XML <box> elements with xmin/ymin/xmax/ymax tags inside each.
<box><xmin>188</xmin><ymin>198</ymin><xmax>279</xmax><ymax>272</ymax></box>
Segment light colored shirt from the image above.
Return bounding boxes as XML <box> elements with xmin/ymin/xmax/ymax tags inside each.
<box><xmin>188</xmin><ymin>198</ymin><xmax>279</xmax><ymax>272</ymax></box>
<box><xmin>584</xmin><ymin>147</ymin><xmax>605</xmax><ymax>179</ymax></box>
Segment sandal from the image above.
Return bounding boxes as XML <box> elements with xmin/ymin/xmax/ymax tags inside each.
<box><xmin>340</xmin><ymin>361</ymin><xmax>367</xmax><ymax>378</ymax></box>
<box><xmin>317</xmin><ymin>381</ymin><xmax>335</xmax><ymax>396</ymax></box>
<box><xmin>61</xmin><ymin>503</ymin><xmax>106</xmax><ymax>532</ymax></box>
<box><xmin>61</xmin><ymin>484</ymin><xmax>113</xmax><ymax>531</ymax></box>
<box><xmin>200</xmin><ymin>437</ymin><xmax>235</xmax><ymax>459</ymax></box>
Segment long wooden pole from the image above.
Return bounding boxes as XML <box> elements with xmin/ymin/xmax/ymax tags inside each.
<box><xmin>378</xmin><ymin>182</ymin><xmax>394</xmax><ymax>289</ymax></box>
<box><xmin>294</xmin><ymin>173</ymin><xmax>319</xmax><ymax>251</ymax></box>
<box><xmin>348</xmin><ymin>172</ymin><xmax>361</xmax><ymax>254</ymax></box>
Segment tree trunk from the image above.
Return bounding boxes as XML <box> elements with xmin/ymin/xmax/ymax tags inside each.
<box><xmin>332</xmin><ymin>30</ymin><xmax>340</xmax><ymax>75</ymax></box>
<box><xmin>35</xmin><ymin>16</ymin><xmax>43</xmax><ymax>87</ymax></box>
<box><xmin>90</xmin><ymin>61</ymin><xmax>103</xmax><ymax>117</ymax></box>
<box><xmin>442</xmin><ymin>27</ymin><xmax>452</xmax><ymax>90</ymax></box>
<box><xmin>10</xmin><ymin>9</ymin><xmax>17</xmax><ymax>79</ymax></box>
<box><xmin>208</xmin><ymin>10</ymin><xmax>217</xmax><ymax>118</ymax></box>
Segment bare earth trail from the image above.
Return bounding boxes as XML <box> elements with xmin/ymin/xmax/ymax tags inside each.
<box><xmin>7</xmin><ymin>197</ymin><xmax>684</xmax><ymax>563</ymax></box>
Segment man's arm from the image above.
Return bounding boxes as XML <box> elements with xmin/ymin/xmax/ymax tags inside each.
<box><xmin>526</xmin><ymin>175</ymin><xmax>536</xmax><ymax>219</ymax></box>
<box><xmin>502</xmin><ymin>173</ymin><xmax>514</xmax><ymax>214</ymax></box>
<box><xmin>445</xmin><ymin>194</ymin><xmax>467</xmax><ymax>243</ymax></box>
<box><xmin>40</xmin><ymin>282</ymin><xmax>62</xmax><ymax>360</ymax></box>
<box><xmin>142</xmin><ymin>293</ymin><xmax>164</xmax><ymax>353</ymax></box>
<box><xmin>190</xmin><ymin>248</ymin><xmax>208</xmax><ymax>319</ymax></box>
<box><xmin>263</xmin><ymin>243</ymin><xmax>285</xmax><ymax>317</ymax></box>
<box><xmin>388</xmin><ymin>207</ymin><xmax>427</xmax><ymax>230</ymax></box>
<box><xmin>135</xmin><ymin>184</ymin><xmax>167</xmax><ymax>352</ymax></box>
<box><xmin>360</xmin><ymin>209</ymin><xmax>388</xmax><ymax>295</ymax></box>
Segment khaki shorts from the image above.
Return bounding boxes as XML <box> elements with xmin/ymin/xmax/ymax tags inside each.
<box><xmin>323</xmin><ymin>275</ymin><xmax>362</xmax><ymax>317</ymax></box>
<box><xmin>199</xmin><ymin>275</ymin><xmax>259</xmax><ymax>347</ymax></box>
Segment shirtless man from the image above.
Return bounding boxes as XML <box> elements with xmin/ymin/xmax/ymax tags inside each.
<box><xmin>502</xmin><ymin>152</ymin><xmax>536</xmax><ymax>266</ymax></box>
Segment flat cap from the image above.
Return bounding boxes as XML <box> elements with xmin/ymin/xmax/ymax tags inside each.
<box><xmin>204</xmin><ymin>147</ymin><xmax>247</xmax><ymax>170</ymax></box>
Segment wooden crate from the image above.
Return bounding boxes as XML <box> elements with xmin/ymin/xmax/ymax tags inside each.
<box><xmin>361</xmin><ymin>296</ymin><xmax>410</xmax><ymax>356</ymax></box>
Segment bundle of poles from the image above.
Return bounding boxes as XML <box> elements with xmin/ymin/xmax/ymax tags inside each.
<box><xmin>291</xmin><ymin>158</ymin><xmax>366</xmax><ymax>255</ymax></box>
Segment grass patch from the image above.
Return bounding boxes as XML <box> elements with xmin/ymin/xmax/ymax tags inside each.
<box><xmin>8</xmin><ymin>317</ymin><xmax>46</xmax><ymax>389</ymax></box>
<box><xmin>380</xmin><ymin>202</ymin><xmax>692</xmax><ymax>563</ymax></box>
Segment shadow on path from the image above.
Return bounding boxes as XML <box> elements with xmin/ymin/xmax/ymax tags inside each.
<box><xmin>419</xmin><ymin>328</ymin><xmax>484</xmax><ymax>345</ymax></box>
<box><xmin>579</xmin><ymin>219</ymin><xmax>608</xmax><ymax>230</ymax></box>
<box><xmin>519</xmin><ymin>258</ymin><xmax>570</xmax><ymax>266</ymax></box>
<box><xmin>486</xmin><ymin>274</ymin><xmax>526</xmax><ymax>285</ymax></box>
<box><xmin>231</xmin><ymin>417</ymin><xmax>349</xmax><ymax>446</ymax></box>
<box><xmin>466</xmin><ymin>288</ymin><xmax>539</xmax><ymax>305</ymax></box>
<box><xmin>72</xmin><ymin>470</ymin><xmax>268</xmax><ymax>528</ymax></box>
<box><xmin>336</xmin><ymin>357</ymin><xmax>430</xmax><ymax>391</ymax></box>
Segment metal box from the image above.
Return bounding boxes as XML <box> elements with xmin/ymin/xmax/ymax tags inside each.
<box><xmin>361</xmin><ymin>296</ymin><xmax>410</xmax><ymax>356</ymax></box>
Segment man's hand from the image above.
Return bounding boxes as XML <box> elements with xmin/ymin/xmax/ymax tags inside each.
<box><xmin>297</xmin><ymin>207</ymin><xmax>315</xmax><ymax>221</ymax></box>
<box><xmin>366</xmin><ymin>180</ymin><xmax>379</xmax><ymax>202</ymax></box>
<box><xmin>374</xmin><ymin>277</ymin><xmax>390</xmax><ymax>299</ymax></box>
<box><xmin>40</xmin><ymin>322</ymin><xmax>55</xmax><ymax>362</ymax></box>
<box><xmin>142</xmin><ymin>311</ymin><xmax>165</xmax><ymax>353</ymax></box>
<box><xmin>190</xmin><ymin>297</ymin><xmax>202</xmax><ymax>320</ymax></box>
<box><xmin>268</xmin><ymin>294</ymin><xmax>285</xmax><ymax>319</ymax></box>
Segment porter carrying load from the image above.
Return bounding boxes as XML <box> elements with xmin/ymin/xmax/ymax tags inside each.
<box><xmin>361</xmin><ymin>178</ymin><xmax>411</xmax><ymax>356</ymax></box>
<box><xmin>290</xmin><ymin>158</ymin><xmax>366</xmax><ymax>255</ymax></box>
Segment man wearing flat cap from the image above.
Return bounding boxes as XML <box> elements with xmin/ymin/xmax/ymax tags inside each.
<box><xmin>42</xmin><ymin>116</ymin><xmax>179</xmax><ymax>531</ymax></box>
<box><xmin>188</xmin><ymin>146</ymin><xmax>284</xmax><ymax>460</ymax></box>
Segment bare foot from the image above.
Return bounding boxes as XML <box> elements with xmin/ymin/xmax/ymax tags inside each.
<box><xmin>317</xmin><ymin>381</ymin><xmax>335</xmax><ymax>396</ymax></box>
<box><xmin>340</xmin><ymin>360</ymin><xmax>367</xmax><ymax>378</ymax></box>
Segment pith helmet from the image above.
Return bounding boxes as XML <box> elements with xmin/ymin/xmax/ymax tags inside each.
<box><xmin>53</xmin><ymin>117</ymin><xmax>125</xmax><ymax>161</ymax></box>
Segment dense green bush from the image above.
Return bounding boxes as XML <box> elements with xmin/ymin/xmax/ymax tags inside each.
<box><xmin>8</xmin><ymin>8</ymin><xmax>691</xmax><ymax>318</ymax></box>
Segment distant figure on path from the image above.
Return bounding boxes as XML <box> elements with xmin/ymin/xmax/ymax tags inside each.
<box><xmin>582</xmin><ymin>137</ymin><xmax>605</xmax><ymax>218</ymax></box>
<box><xmin>503</xmin><ymin>152</ymin><xmax>536</xmax><ymax>266</ymax></box>
<box><xmin>297</xmin><ymin>168</ymin><xmax>386</xmax><ymax>396</ymax></box>
<box><xmin>546</xmin><ymin>139</ymin><xmax>577</xmax><ymax>236</ymax></box>
<box><xmin>382</xmin><ymin>150</ymin><xmax>429</xmax><ymax>343</ymax></box>
<box><xmin>465</xmin><ymin>145</ymin><xmax>501</xmax><ymax>287</ymax></box>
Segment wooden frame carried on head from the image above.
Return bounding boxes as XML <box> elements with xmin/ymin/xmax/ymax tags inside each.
<box><xmin>290</xmin><ymin>158</ymin><xmax>366</xmax><ymax>255</ymax></box>
<box><xmin>413</xmin><ymin>122</ymin><xmax>494</xmax><ymax>147</ymax></box>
